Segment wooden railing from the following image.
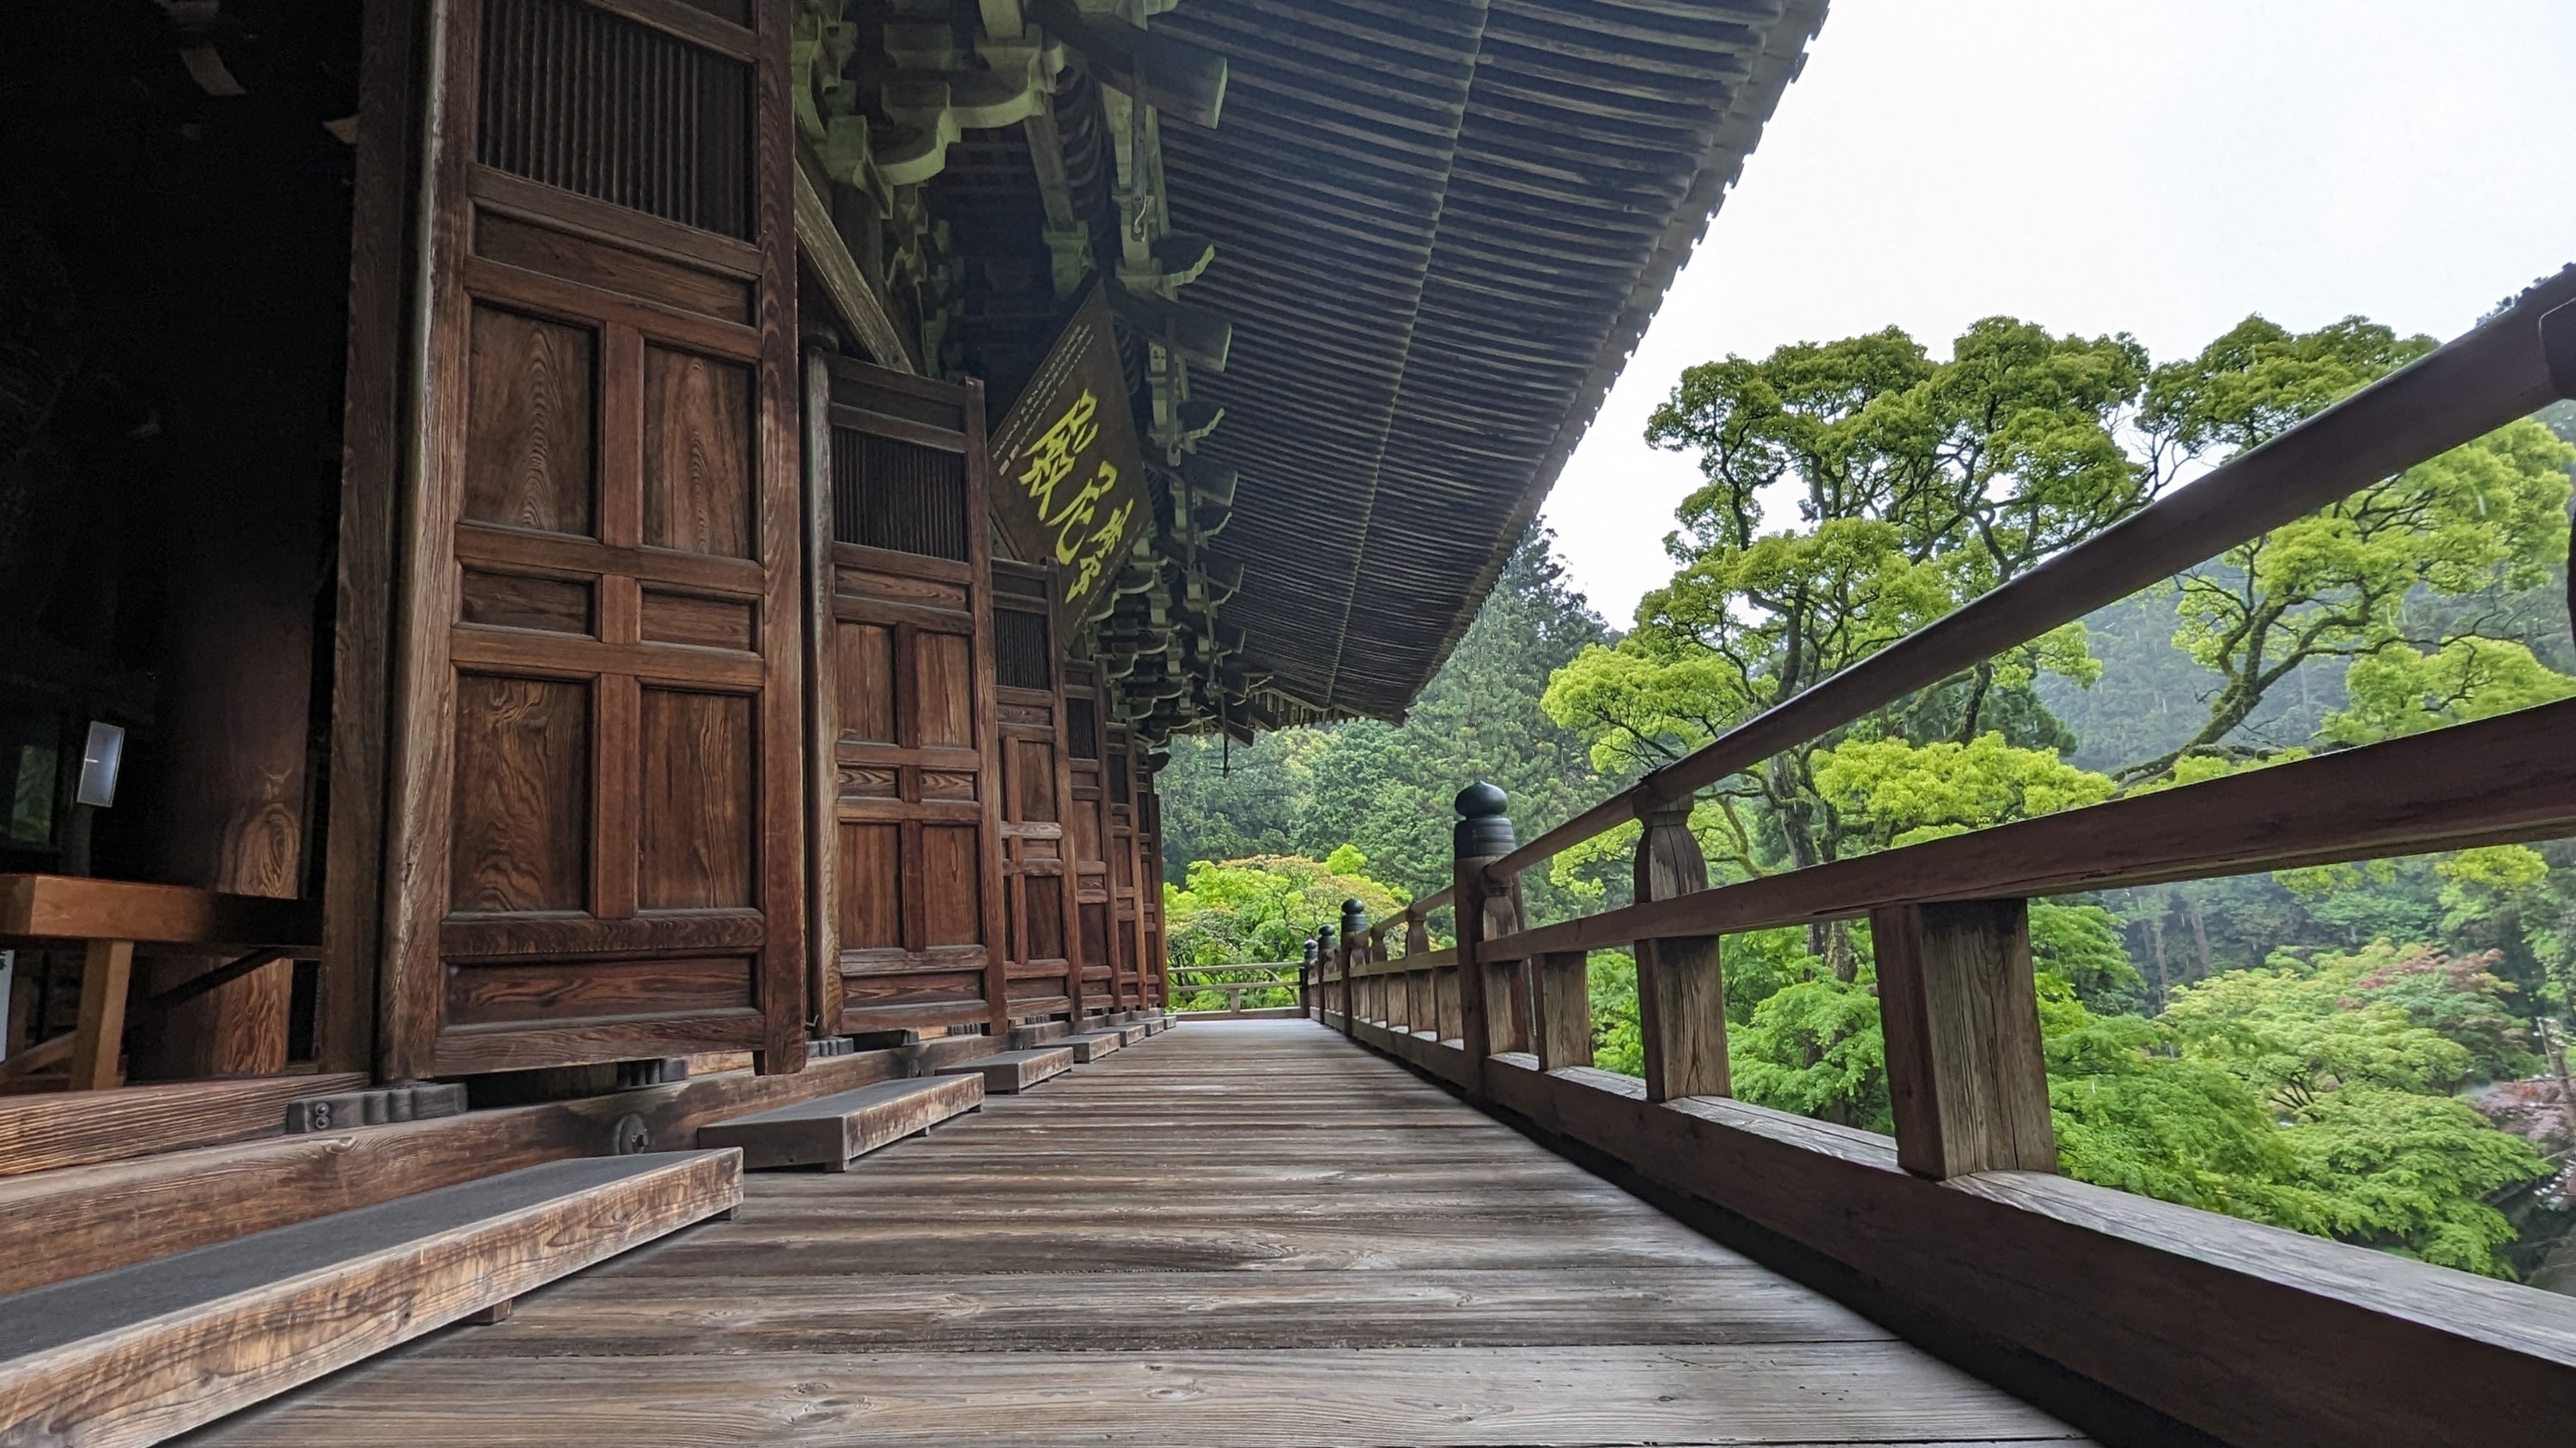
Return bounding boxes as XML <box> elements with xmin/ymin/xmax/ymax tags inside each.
<box><xmin>1313</xmin><ymin>266</ymin><xmax>2576</xmax><ymax>1448</ymax></box>
<box><xmin>1168</xmin><ymin>963</ymin><xmax>1303</xmax><ymax>1017</ymax></box>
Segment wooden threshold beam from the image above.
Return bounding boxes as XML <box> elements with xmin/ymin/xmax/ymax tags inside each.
<box><xmin>0</xmin><ymin>1034</ymin><xmax>998</xmax><ymax>1296</ymax></box>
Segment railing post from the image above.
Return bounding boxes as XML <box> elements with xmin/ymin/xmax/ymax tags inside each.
<box><xmin>1872</xmin><ymin>897</ymin><xmax>2057</xmax><ymax>1179</ymax></box>
<box><xmin>1316</xmin><ymin>924</ymin><xmax>1338</xmax><ymax>1029</ymax></box>
<box><xmin>1534</xmin><ymin>950</ymin><xmax>1592</xmax><ymax>1070</ymax></box>
<box><xmin>1300</xmin><ymin>937</ymin><xmax>1318</xmax><ymax>1019</ymax></box>
<box><xmin>1452</xmin><ymin>782</ymin><xmax>1516</xmax><ymax>1100</ymax></box>
<box><xmin>1376</xmin><ymin>927</ymin><xmax>1405</xmax><ymax>1032</ymax></box>
<box><xmin>1633</xmin><ymin>800</ymin><xmax>1729</xmax><ymax>1102</ymax></box>
<box><xmin>1341</xmin><ymin>898</ymin><xmax>1368</xmax><ymax>1032</ymax></box>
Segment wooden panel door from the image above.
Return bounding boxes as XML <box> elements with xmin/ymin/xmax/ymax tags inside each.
<box><xmin>993</xmin><ymin>563</ymin><xmax>1082</xmax><ymax>1022</ymax></box>
<box><xmin>1104</xmin><ymin>723</ymin><xmax>1148</xmax><ymax>1009</ymax></box>
<box><xmin>805</xmin><ymin>356</ymin><xmax>1010</xmax><ymax>1037</ymax></box>
<box><xmin>381</xmin><ymin>0</ymin><xmax>805</xmax><ymax>1079</ymax></box>
<box><xmin>1061</xmin><ymin>662</ymin><xmax>1117</xmax><ymax>1013</ymax></box>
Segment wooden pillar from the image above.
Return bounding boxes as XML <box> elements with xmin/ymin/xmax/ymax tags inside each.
<box><xmin>1301</xmin><ymin>936</ymin><xmax>1319</xmax><ymax>1019</ymax></box>
<box><xmin>1450</xmin><ymin>782</ymin><xmax>1515</xmax><ymax>1101</ymax></box>
<box><xmin>1872</xmin><ymin>897</ymin><xmax>2057</xmax><ymax>1179</ymax></box>
<box><xmin>1633</xmin><ymin>801</ymin><xmax>1728</xmax><ymax>1101</ymax></box>
<box><xmin>1534</xmin><ymin>949</ymin><xmax>1591</xmax><ymax>1071</ymax></box>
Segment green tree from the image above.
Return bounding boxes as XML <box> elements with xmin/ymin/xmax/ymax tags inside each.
<box><xmin>2127</xmin><ymin>316</ymin><xmax>2574</xmax><ymax>780</ymax></box>
<box><xmin>1161</xmin><ymin>848</ymin><xmax>1406</xmax><ymax>1010</ymax></box>
<box><xmin>1156</xmin><ymin>528</ymin><xmax>1623</xmax><ymax>919</ymax></box>
<box><xmin>1546</xmin><ymin>319</ymin><xmax>2151</xmax><ymax>973</ymax></box>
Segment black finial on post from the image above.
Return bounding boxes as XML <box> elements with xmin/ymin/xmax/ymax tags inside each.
<box><xmin>1315</xmin><ymin>924</ymin><xmax>1334</xmax><ymax>954</ymax></box>
<box><xmin>1340</xmin><ymin>897</ymin><xmax>1368</xmax><ymax>938</ymax></box>
<box><xmin>1454</xmin><ymin>781</ymin><xmax>1514</xmax><ymax>859</ymax></box>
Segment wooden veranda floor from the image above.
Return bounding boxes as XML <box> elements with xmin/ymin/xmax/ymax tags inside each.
<box><xmin>185</xmin><ymin>1019</ymin><xmax>2090</xmax><ymax>1446</ymax></box>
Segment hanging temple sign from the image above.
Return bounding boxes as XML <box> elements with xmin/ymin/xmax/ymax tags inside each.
<box><xmin>989</xmin><ymin>283</ymin><xmax>1149</xmax><ymax>634</ymax></box>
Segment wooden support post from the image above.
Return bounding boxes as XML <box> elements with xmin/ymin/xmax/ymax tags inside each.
<box><xmin>1633</xmin><ymin>801</ymin><xmax>1729</xmax><ymax>1102</ymax></box>
<box><xmin>70</xmin><ymin>938</ymin><xmax>135</xmax><ymax>1091</ymax></box>
<box><xmin>1451</xmin><ymin>782</ymin><xmax>1515</xmax><ymax>1101</ymax></box>
<box><xmin>1873</xmin><ymin>897</ymin><xmax>2057</xmax><ymax>1180</ymax></box>
<box><xmin>1435</xmin><ymin>966</ymin><xmax>1461</xmax><ymax>1043</ymax></box>
<box><xmin>1300</xmin><ymin>938</ymin><xmax>1319</xmax><ymax>1019</ymax></box>
<box><xmin>1534</xmin><ymin>950</ymin><xmax>1592</xmax><ymax>1071</ymax></box>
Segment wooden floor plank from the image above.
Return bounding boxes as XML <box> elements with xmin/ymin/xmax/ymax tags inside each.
<box><xmin>418</xmin><ymin>1267</ymin><xmax>1897</xmax><ymax>1354</ymax></box>
<box><xmin>188</xmin><ymin>1346</ymin><xmax>2087</xmax><ymax>1445</ymax></box>
<box><xmin>181</xmin><ymin>1019</ymin><xmax>2090</xmax><ymax>1448</ymax></box>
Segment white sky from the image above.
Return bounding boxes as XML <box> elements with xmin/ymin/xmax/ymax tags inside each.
<box><xmin>1540</xmin><ymin>0</ymin><xmax>2576</xmax><ymax>626</ymax></box>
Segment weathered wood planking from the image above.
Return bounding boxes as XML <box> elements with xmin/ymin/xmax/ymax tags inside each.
<box><xmin>0</xmin><ymin>1151</ymin><xmax>738</xmax><ymax>1448</ymax></box>
<box><xmin>190</xmin><ymin>1020</ymin><xmax>2086</xmax><ymax>1447</ymax></box>
<box><xmin>0</xmin><ymin>1072</ymin><xmax>368</xmax><ymax>1177</ymax></box>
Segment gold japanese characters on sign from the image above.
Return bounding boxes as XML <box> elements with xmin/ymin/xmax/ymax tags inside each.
<box><xmin>990</xmin><ymin>284</ymin><xmax>1148</xmax><ymax>628</ymax></box>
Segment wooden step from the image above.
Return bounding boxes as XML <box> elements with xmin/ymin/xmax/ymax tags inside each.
<box><xmin>936</xmin><ymin>1047</ymin><xmax>1073</xmax><ymax>1094</ymax></box>
<box><xmin>696</xmin><ymin>1075</ymin><xmax>982</xmax><ymax>1170</ymax></box>
<box><xmin>0</xmin><ymin>1150</ymin><xmax>738</xmax><ymax>1448</ymax></box>
<box><xmin>1058</xmin><ymin>1030</ymin><xmax>1124</xmax><ymax>1064</ymax></box>
<box><xmin>1005</xmin><ymin>1020</ymin><xmax>1072</xmax><ymax>1049</ymax></box>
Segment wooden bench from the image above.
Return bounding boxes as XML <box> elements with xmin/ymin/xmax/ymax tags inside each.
<box><xmin>0</xmin><ymin>873</ymin><xmax>320</xmax><ymax>1093</ymax></box>
<box><xmin>0</xmin><ymin>1149</ymin><xmax>738</xmax><ymax>1447</ymax></box>
<box><xmin>937</xmin><ymin>1046</ymin><xmax>1072</xmax><ymax>1094</ymax></box>
<box><xmin>697</xmin><ymin>1075</ymin><xmax>982</xmax><ymax>1170</ymax></box>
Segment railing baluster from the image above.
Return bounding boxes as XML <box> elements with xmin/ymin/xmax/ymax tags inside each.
<box><xmin>1341</xmin><ymin>899</ymin><xmax>1368</xmax><ymax>1033</ymax></box>
<box><xmin>1534</xmin><ymin>949</ymin><xmax>1592</xmax><ymax>1071</ymax></box>
<box><xmin>1632</xmin><ymin>801</ymin><xmax>1729</xmax><ymax>1102</ymax></box>
<box><xmin>1872</xmin><ymin>898</ymin><xmax>2056</xmax><ymax>1179</ymax></box>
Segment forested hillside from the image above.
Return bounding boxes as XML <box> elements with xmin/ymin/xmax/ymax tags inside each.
<box><xmin>1157</xmin><ymin>313</ymin><xmax>2576</xmax><ymax>1289</ymax></box>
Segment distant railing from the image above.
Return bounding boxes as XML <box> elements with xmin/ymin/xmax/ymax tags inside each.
<box><xmin>1169</xmin><ymin>963</ymin><xmax>1303</xmax><ymax>1017</ymax></box>
<box><xmin>1310</xmin><ymin>266</ymin><xmax>2576</xmax><ymax>1448</ymax></box>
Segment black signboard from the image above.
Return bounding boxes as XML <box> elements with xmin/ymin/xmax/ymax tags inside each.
<box><xmin>989</xmin><ymin>283</ymin><xmax>1148</xmax><ymax>630</ymax></box>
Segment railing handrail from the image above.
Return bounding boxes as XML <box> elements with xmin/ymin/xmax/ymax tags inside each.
<box><xmin>1168</xmin><ymin>961</ymin><xmax>1299</xmax><ymax>977</ymax></box>
<box><xmin>1477</xmin><ymin>697</ymin><xmax>2576</xmax><ymax>960</ymax></box>
<box><xmin>1474</xmin><ymin>265</ymin><xmax>2576</xmax><ymax>890</ymax></box>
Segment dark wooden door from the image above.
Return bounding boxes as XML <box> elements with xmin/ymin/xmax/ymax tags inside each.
<box><xmin>805</xmin><ymin>356</ymin><xmax>1011</xmax><ymax>1037</ymax></box>
<box><xmin>1061</xmin><ymin>661</ymin><xmax>1116</xmax><ymax>1013</ymax></box>
<box><xmin>380</xmin><ymin>0</ymin><xmax>805</xmax><ymax>1079</ymax></box>
<box><xmin>993</xmin><ymin>563</ymin><xmax>1082</xmax><ymax>1022</ymax></box>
